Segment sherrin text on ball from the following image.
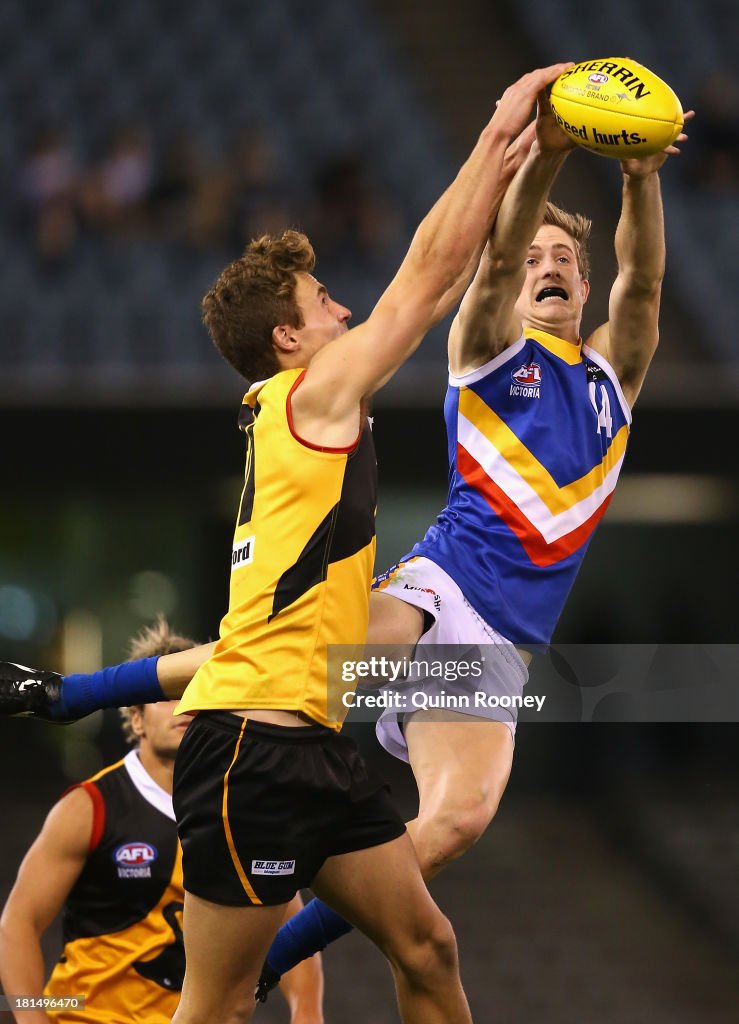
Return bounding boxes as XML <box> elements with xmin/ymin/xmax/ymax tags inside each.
<box><xmin>549</xmin><ymin>58</ymin><xmax>683</xmax><ymax>158</ymax></box>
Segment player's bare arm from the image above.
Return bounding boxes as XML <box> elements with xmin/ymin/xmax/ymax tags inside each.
<box><xmin>0</xmin><ymin>788</ymin><xmax>93</xmax><ymax>1024</ymax></box>
<box><xmin>427</xmin><ymin>120</ymin><xmax>538</xmax><ymax>327</ymax></box>
<box><xmin>586</xmin><ymin>114</ymin><xmax>692</xmax><ymax>406</ymax></box>
<box><xmin>448</xmin><ymin>88</ymin><xmax>576</xmax><ymax>375</ymax></box>
<box><xmin>156</xmin><ymin>641</ymin><xmax>215</xmax><ymax>699</ymax></box>
<box><xmin>290</xmin><ymin>64</ymin><xmax>572</xmax><ymax>448</ymax></box>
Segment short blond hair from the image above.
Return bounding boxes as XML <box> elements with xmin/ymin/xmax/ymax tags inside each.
<box><xmin>119</xmin><ymin>617</ymin><xmax>196</xmax><ymax>744</ymax></box>
<box><xmin>542</xmin><ymin>202</ymin><xmax>592</xmax><ymax>280</ymax></box>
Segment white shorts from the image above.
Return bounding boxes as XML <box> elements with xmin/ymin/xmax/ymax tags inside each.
<box><xmin>372</xmin><ymin>557</ymin><xmax>529</xmax><ymax>763</ymax></box>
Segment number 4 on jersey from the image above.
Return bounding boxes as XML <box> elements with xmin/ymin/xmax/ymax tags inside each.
<box><xmin>589</xmin><ymin>382</ymin><xmax>613</xmax><ymax>438</ymax></box>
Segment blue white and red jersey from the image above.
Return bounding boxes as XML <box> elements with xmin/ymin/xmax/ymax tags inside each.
<box><xmin>404</xmin><ymin>328</ymin><xmax>631</xmax><ymax>646</ymax></box>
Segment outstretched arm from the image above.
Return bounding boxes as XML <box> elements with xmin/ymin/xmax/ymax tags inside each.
<box><xmin>428</xmin><ymin>120</ymin><xmax>537</xmax><ymax>327</ymax></box>
<box><xmin>587</xmin><ymin>115</ymin><xmax>691</xmax><ymax>406</ymax></box>
<box><xmin>586</xmin><ymin>164</ymin><xmax>664</xmax><ymax>406</ymax></box>
<box><xmin>292</xmin><ymin>64</ymin><xmax>572</xmax><ymax>446</ymax></box>
<box><xmin>0</xmin><ymin>789</ymin><xmax>93</xmax><ymax>1024</ymax></box>
<box><xmin>0</xmin><ymin>642</ymin><xmax>214</xmax><ymax>721</ymax></box>
<box><xmin>156</xmin><ymin>642</ymin><xmax>215</xmax><ymax>699</ymax></box>
<box><xmin>448</xmin><ymin>88</ymin><xmax>575</xmax><ymax>374</ymax></box>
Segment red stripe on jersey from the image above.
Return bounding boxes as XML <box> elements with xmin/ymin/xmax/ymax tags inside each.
<box><xmin>286</xmin><ymin>370</ymin><xmax>361</xmax><ymax>453</ymax></box>
<box><xmin>79</xmin><ymin>781</ymin><xmax>106</xmax><ymax>853</ymax></box>
<box><xmin>457</xmin><ymin>443</ymin><xmax>613</xmax><ymax>567</ymax></box>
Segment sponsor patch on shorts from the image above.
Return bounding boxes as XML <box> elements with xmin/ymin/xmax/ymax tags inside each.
<box><xmin>251</xmin><ymin>859</ymin><xmax>296</xmax><ymax>876</ymax></box>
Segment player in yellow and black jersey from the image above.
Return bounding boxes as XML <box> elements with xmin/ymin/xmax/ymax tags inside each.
<box><xmin>167</xmin><ymin>67</ymin><xmax>572</xmax><ymax>1024</ymax></box>
<box><xmin>177</xmin><ymin>366</ymin><xmax>377</xmax><ymax>728</ymax></box>
<box><xmin>0</xmin><ymin>622</ymin><xmax>323</xmax><ymax>1024</ymax></box>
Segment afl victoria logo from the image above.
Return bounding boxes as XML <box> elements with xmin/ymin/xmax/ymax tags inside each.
<box><xmin>115</xmin><ymin>842</ymin><xmax>158</xmax><ymax>878</ymax></box>
<box><xmin>115</xmin><ymin>842</ymin><xmax>157</xmax><ymax>865</ymax></box>
<box><xmin>510</xmin><ymin>362</ymin><xmax>542</xmax><ymax>398</ymax></box>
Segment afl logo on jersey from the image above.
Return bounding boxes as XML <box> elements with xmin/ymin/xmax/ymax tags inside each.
<box><xmin>114</xmin><ymin>842</ymin><xmax>158</xmax><ymax>879</ymax></box>
<box><xmin>510</xmin><ymin>362</ymin><xmax>541</xmax><ymax>398</ymax></box>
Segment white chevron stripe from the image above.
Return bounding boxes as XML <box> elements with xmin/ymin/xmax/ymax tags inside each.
<box><xmin>457</xmin><ymin>413</ymin><xmax>625</xmax><ymax>543</ymax></box>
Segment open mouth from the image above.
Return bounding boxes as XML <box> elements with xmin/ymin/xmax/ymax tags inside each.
<box><xmin>536</xmin><ymin>286</ymin><xmax>568</xmax><ymax>302</ymax></box>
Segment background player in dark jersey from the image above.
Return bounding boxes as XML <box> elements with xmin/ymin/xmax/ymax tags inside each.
<box><xmin>0</xmin><ymin>620</ymin><xmax>324</xmax><ymax>1024</ymax></box>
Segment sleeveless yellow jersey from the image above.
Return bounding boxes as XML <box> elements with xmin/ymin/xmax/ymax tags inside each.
<box><xmin>177</xmin><ymin>368</ymin><xmax>377</xmax><ymax>728</ymax></box>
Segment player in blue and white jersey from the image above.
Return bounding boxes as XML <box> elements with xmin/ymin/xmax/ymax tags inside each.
<box><xmin>248</xmin><ymin>91</ymin><xmax>691</xmax><ymax>992</ymax></box>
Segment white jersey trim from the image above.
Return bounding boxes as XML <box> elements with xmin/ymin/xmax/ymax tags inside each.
<box><xmin>582</xmin><ymin>345</ymin><xmax>632</xmax><ymax>425</ymax></box>
<box><xmin>448</xmin><ymin>334</ymin><xmax>526</xmax><ymax>388</ymax></box>
<box><xmin>123</xmin><ymin>749</ymin><xmax>175</xmax><ymax>822</ymax></box>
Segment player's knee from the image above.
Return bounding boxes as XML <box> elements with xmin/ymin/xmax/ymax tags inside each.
<box><xmin>173</xmin><ymin>987</ymin><xmax>255</xmax><ymax>1024</ymax></box>
<box><xmin>420</xmin><ymin>798</ymin><xmax>500</xmax><ymax>873</ymax></box>
<box><xmin>389</xmin><ymin>913</ymin><xmax>459</xmax><ymax>988</ymax></box>
<box><xmin>223</xmin><ymin>990</ymin><xmax>256</xmax><ymax>1024</ymax></box>
<box><xmin>455</xmin><ymin>797</ymin><xmax>501</xmax><ymax>849</ymax></box>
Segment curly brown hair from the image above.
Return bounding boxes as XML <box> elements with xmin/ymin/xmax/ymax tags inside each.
<box><xmin>202</xmin><ymin>229</ymin><xmax>316</xmax><ymax>384</ymax></box>
<box><xmin>542</xmin><ymin>202</ymin><xmax>592</xmax><ymax>280</ymax></box>
<box><xmin>119</xmin><ymin>617</ymin><xmax>197</xmax><ymax>744</ymax></box>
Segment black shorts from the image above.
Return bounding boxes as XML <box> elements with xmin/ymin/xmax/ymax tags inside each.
<box><xmin>173</xmin><ymin>712</ymin><xmax>406</xmax><ymax>907</ymax></box>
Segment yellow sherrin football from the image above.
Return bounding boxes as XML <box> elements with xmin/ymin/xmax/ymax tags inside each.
<box><xmin>550</xmin><ymin>58</ymin><xmax>683</xmax><ymax>159</ymax></box>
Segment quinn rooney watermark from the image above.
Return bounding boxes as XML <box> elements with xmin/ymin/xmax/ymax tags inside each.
<box><xmin>342</xmin><ymin>689</ymin><xmax>546</xmax><ymax>712</ymax></box>
<box><xmin>339</xmin><ymin>656</ymin><xmax>546</xmax><ymax>713</ymax></box>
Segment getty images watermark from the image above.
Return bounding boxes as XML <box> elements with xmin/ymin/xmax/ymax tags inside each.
<box><xmin>328</xmin><ymin>644</ymin><xmax>739</xmax><ymax>723</ymax></box>
<box><xmin>338</xmin><ymin>652</ymin><xmax>546</xmax><ymax>714</ymax></box>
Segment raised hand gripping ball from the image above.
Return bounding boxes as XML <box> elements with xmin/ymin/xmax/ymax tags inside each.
<box><xmin>550</xmin><ymin>58</ymin><xmax>683</xmax><ymax>158</ymax></box>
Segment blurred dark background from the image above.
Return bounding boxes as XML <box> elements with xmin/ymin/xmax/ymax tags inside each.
<box><xmin>0</xmin><ymin>0</ymin><xmax>737</xmax><ymax>1021</ymax></box>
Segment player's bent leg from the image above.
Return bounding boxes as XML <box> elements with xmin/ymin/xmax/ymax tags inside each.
<box><xmin>172</xmin><ymin>891</ymin><xmax>287</xmax><ymax>1024</ymax></box>
<box><xmin>256</xmin><ymin>896</ymin><xmax>352</xmax><ymax>1006</ymax></box>
<box><xmin>404</xmin><ymin>710</ymin><xmax>514</xmax><ymax>880</ymax></box>
<box><xmin>276</xmin><ymin>893</ymin><xmax>325</xmax><ymax>1024</ymax></box>
<box><xmin>311</xmin><ymin>834</ymin><xmax>471</xmax><ymax>1024</ymax></box>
